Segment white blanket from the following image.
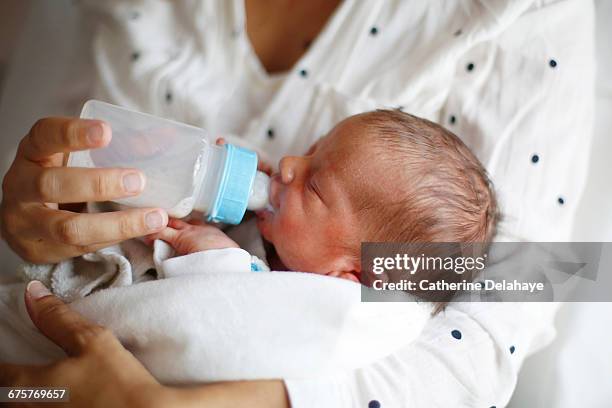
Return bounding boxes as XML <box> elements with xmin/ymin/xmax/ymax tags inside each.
<box><xmin>0</xmin><ymin>234</ymin><xmax>430</xmax><ymax>383</ymax></box>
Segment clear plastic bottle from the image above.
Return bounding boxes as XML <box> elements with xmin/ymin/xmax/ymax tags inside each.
<box><xmin>68</xmin><ymin>100</ymin><xmax>271</xmax><ymax>224</ymax></box>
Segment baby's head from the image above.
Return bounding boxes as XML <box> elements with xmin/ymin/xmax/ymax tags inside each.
<box><xmin>256</xmin><ymin>110</ymin><xmax>498</xmax><ymax>281</ymax></box>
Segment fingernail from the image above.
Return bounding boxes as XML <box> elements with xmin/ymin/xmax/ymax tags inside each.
<box><xmin>146</xmin><ymin>210</ymin><xmax>166</xmax><ymax>230</ymax></box>
<box><xmin>123</xmin><ymin>172</ymin><xmax>144</xmax><ymax>193</ymax></box>
<box><xmin>26</xmin><ymin>280</ymin><xmax>52</xmax><ymax>300</ymax></box>
<box><xmin>87</xmin><ymin>123</ymin><xmax>105</xmax><ymax>144</ymax></box>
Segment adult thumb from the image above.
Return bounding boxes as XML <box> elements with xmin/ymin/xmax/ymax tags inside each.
<box><xmin>24</xmin><ymin>280</ymin><xmax>115</xmax><ymax>356</ymax></box>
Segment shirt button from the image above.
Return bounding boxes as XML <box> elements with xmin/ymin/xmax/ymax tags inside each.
<box><xmin>466</xmin><ymin>62</ymin><xmax>475</xmax><ymax>72</ymax></box>
<box><xmin>267</xmin><ymin>128</ymin><xmax>275</xmax><ymax>139</ymax></box>
<box><xmin>531</xmin><ymin>154</ymin><xmax>539</xmax><ymax>164</ymax></box>
<box><xmin>369</xmin><ymin>26</ymin><xmax>379</xmax><ymax>36</ymax></box>
<box><xmin>549</xmin><ymin>59</ymin><xmax>558</xmax><ymax>68</ymax></box>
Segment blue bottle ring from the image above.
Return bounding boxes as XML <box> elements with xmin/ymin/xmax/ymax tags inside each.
<box><xmin>207</xmin><ymin>144</ymin><xmax>258</xmax><ymax>225</ymax></box>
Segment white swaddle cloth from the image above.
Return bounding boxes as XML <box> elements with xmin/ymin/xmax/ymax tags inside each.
<box><xmin>0</xmin><ymin>272</ymin><xmax>430</xmax><ymax>383</ymax></box>
<box><xmin>0</xmin><ymin>214</ymin><xmax>431</xmax><ymax>383</ymax></box>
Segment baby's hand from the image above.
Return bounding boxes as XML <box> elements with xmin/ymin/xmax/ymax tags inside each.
<box><xmin>145</xmin><ymin>218</ymin><xmax>239</xmax><ymax>256</ymax></box>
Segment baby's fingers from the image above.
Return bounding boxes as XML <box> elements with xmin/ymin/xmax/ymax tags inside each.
<box><xmin>144</xmin><ymin>227</ymin><xmax>179</xmax><ymax>246</ymax></box>
<box><xmin>168</xmin><ymin>218</ymin><xmax>191</xmax><ymax>229</ymax></box>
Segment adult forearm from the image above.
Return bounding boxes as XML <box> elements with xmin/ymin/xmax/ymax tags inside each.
<box><xmin>157</xmin><ymin>380</ymin><xmax>290</xmax><ymax>408</ymax></box>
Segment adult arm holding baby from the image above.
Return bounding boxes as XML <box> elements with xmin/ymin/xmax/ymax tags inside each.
<box><xmin>0</xmin><ymin>281</ymin><xmax>289</xmax><ymax>408</ymax></box>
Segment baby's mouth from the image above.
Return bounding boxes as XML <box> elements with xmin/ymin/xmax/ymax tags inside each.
<box><xmin>255</xmin><ymin>209</ymin><xmax>271</xmax><ymax>222</ymax></box>
<box><xmin>255</xmin><ymin>208</ymin><xmax>272</xmax><ymax>240</ymax></box>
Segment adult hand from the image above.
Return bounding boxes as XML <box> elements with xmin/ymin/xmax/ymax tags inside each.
<box><xmin>1</xmin><ymin>118</ymin><xmax>168</xmax><ymax>264</ymax></box>
<box><xmin>0</xmin><ymin>281</ymin><xmax>163</xmax><ymax>408</ymax></box>
<box><xmin>0</xmin><ymin>281</ymin><xmax>290</xmax><ymax>408</ymax></box>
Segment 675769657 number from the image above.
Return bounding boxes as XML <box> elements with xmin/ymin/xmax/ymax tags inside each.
<box><xmin>1</xmin><ymin>387</ymin><xmax>69</xmax><ymax>402</ymax></box>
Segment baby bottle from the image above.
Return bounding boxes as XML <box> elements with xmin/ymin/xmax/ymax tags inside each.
<box><xmin>68</xmin><ymin>100</ymin><xmax>271</xmax><ymax>224</ymax></box>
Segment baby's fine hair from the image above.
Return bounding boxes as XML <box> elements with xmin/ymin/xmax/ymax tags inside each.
<box><xmin>354</xmin><ymin>109</ymin><xmax>498</xmax><ymax>246</ymax></box>
<box><xmin>352</xmin><ymin>110</ymin><xmax>499</xmax><ymax>310</ymax></box>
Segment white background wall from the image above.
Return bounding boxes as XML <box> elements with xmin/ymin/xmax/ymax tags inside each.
<box><xmin>0</xmin><ymin>0</ymin><xmax>30</xmax><ymax>93</ymax></box>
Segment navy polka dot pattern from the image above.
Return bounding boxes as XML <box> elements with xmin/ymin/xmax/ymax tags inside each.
<box><xmin>549</xmin><ymin>59</ymin><xmax>557</xmax><ymax>68</ymax></box>
<box><xmin>368</xmin><ymin>400</ymin><xmax>381</xmax><ymax>408</ymax></box>
<box><xmin>451</xmin><ymin>329</ymin><xmax>462</xmax><ymax>340</ymax></box>
<box><xmin>558</xmin><ymin>197</ymin><xmax>565</xmax><ymax>205</ymax></box>
<box><xmin>299</xmin><ymin>69</ymin><xmax>308</xmax><ymax>77</ymax></box>
<box><xmin>531</xmin><ymin>154</ymin><xmax>539</xmax><ymax>164</ymax></box>
<box><xmin>467</xmin><ymin>62</ymin><xmax>475</xmax><ymax>72</ymax></box>
<box><xmin>370</xmin><ymin>26</ymin><xmax>379</xmax><ymax>36</ymax></box>
<box><xmin>449</xmin><ymin>115</ymin><xmax>456</xmax><ymax>125</ymax></box>
<box><xmin>510</xmin><ymin>345</ymin><xmax>516</xmax><ymax>354</ymax></box>
<box><xmin>267</xmin><ymin>128</ymin><xmax>275</xmax><ymax>139</ymax></box>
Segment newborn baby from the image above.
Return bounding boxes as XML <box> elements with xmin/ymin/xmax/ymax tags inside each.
<box><xmin>148</xmin><ymin>110</ymin><xmax>498</xmax><ymax>285</ymax></box>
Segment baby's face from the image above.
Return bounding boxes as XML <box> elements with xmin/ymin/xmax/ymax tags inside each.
<box><xmin>256</xmin><ymin>118</ymin><xmax>366</xmax><ymax>277</ymax></box>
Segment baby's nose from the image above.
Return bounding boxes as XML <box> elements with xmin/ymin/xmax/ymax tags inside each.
<box><xmin>279</xmin><ymin>156</ymin><xmax>299</xmax><ymax>184</ymax></box>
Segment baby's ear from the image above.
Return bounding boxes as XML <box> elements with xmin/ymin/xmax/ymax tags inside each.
<box><xmin>327</xmin><ymin>253</ymin><xmax>360</xmax><ymax>282</ymax></box>
<box><xmin>337</xmin><ymin>272</ymin><xmax>360</xmax><ymax>283</ymax></box>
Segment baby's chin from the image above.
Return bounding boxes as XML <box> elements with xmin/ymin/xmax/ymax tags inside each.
<box><xmin>255</xmin><ymin>209</ymin><xmax>274</xmax><ymax>242</ymax></box>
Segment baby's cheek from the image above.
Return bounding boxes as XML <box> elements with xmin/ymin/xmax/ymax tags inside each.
<box><xmin>277</xmin><ymin>210</ymin><xmax>305</xmax><ymax>236</ymax></box>
<box><xmin>279</xmin><ymin>243</ymin><xmax>317</xmax><ymax>272</ymax></box>
<box><xmin>323</xmin><ymin>222</ymin><xmax>342</xmax><ymax>243</ymax></box>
